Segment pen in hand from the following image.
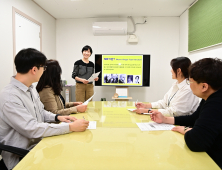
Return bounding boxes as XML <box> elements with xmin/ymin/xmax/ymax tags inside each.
<box><xmin>83</xmin><ymin>116</ymin><xmax>89</xmax><ymax>122</ymax></box>
<box><xmin>136</xmin><ymin>99</ymin><xmax>138</xmax><ymax>106</ymax></box>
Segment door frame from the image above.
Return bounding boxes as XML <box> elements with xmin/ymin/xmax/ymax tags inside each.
<box><xmin>12</xmin><ymin>7</ymin><xmax>42</xmax><ymax>73</ymax></box>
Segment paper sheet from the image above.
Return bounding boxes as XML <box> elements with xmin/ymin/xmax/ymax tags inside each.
<box><xmin>87</xmin><ymin>121</ymin><xmax>97</xmax><ymax>129</ymax></box>
<box><xmin>87</xmin><ymin>72</ymin><xmax>101</xmax><ymax>82</ymax></box>
<box><xmin>136</xmin><ymin>122</ymin><xmax>175</xmax><ymax>131</ymax></box>
<box><xmin>127</xmin><ymin>109</ymin><xmax>152</xmax><ymax>114</ymax></box>
<box><xmin>83</xmin><ymin>93</ymin><xmax>95</xmax><ymax>105</ymax></box>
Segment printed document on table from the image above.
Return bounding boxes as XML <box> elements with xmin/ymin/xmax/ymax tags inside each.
<box><xmin>136</xmin><ymin>122</ymin><xmax>175</xmax><ymax>131</ymax></box>
<box><xmin>87</xmin><ymin>121</ymin><xmax>97</xmax><ymax>129</ymax></box>
<box><xmin>88</xmin><ymin>72</ymin><xmax>101</xmax><ymax>82</ymax></box>
<box><xmin>83</xmin><ymin>93</ymin><xmax>95</xmax><ymax>105</ymax></box>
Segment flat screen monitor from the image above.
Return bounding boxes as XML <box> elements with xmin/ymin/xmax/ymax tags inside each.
<box><xmin>95</xmin><ymin>54</ymin><xmax>150</xmax><ymax>86</ymax></box>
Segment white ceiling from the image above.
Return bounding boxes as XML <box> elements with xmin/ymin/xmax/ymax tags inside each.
<box><xmin>33</xmin><ymin>0</ymin><xmax>196</xmax><ymax>19</ymax></box>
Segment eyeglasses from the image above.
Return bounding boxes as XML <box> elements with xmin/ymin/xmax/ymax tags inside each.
<box><xmin>42</xmin><ymin>65</ymin><xmax>47</xmax><ymax>71</ymax></box>
<box><xmin>186</xmin><ymin>78</ymin><xmax>193</xmax><ymax>85</ymax></box>
<box><xmin>36</xmin><ymin>65</ymin><xmax>47</xmax><ymax>71</ymax></box>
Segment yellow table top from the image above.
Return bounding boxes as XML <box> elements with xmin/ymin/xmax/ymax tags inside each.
<box><xmin>14</xmin><ymin>101</ymin><xmax>220</xmax><ymax>170</ymax></box>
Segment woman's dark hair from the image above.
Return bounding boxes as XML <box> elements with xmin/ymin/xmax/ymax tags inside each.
<box><xmin>15</xmin><ymin>48</ymin><xmax>47</xmax><ymax>74</ymax></box>
<box><xmin>170</xmin><ymin>57</ymin><xmax>191</xmax><ymax>78</ymax></box>
<box><xmin>127</xmin><ymin>75</ymin><xmax>133</xmax><ymax>82</ymax></box>
<box><xmin>82</xmin><ymin>45</ymin><xmax>93</xmax><ymax>55</ymax></box>
<box><xmin>189</xmin><ymin>58</ymin><xmax>222</xmax><ymax>90</ymax></box>
<box><xmin>36</xmin><ymin>60</ymin><xmax>62</xmax><ymax>95</ymax></box>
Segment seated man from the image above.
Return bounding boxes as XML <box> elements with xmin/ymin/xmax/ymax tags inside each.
<box><xmin>0</xmin><ymin>48</ymin><xmax>89</xmax><ymax>170</ymax></box>
<box><xmin>150</xmin><ymin>58</ymin><xmax>222</xmax><ymax>168</ymax></box>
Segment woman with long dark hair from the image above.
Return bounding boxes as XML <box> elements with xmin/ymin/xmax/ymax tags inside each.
<box><xmin>134</xmin><ymin>57</ymin><xmax>199</xmax><ymax>117</ymax></box>
<box><xmin>37</xmin><ymin>60</ymin><xmax>87</xmax><ymax>115</ymax></box>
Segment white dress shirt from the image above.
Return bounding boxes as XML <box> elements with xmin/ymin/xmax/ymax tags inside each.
<box><xmin>0</xmin><ymin>77</ymin><xmax>70</xmax><ymax>169</ymax></box>
<box><xmin>151</xmin><ymin>79</ymin><xmax>199</xmax><ymax>117</ymax></box>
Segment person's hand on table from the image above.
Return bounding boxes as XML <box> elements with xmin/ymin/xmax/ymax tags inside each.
<box><xmin>133</xmin><ymin>108</ymin><xmax>148</xmax><ymax>114</ymax></box>
<box><xmin>172</xmin><ymin>126</ymin><xmax>192</xmax><ymax>135</ymax></box>
<box><xmin>69</xmin><ymin>119</ymin><xmax>89</xmax><ymax>132</ymax></box>
<box><xmin>94</xmin><ymin>77</ymin><xmax>99</xmax><ymax>81</ymax></box>
<box><xmin>150</xmin><ymin>110</ymin><xmax>175</xmax><ymax>125</ymax></box>
<box><xmin>83</xmin><ymin>79</ymin><xmax>89</xmax><ymax>84</ymax></box>
<box><xmin>135</xmin><ymin>102</ymin><xmax>146</xmax><ymax>109</ymax></box>
<box><xmin>76</xmin><ymin>104</ymin><xmax>87</xmax><ymax>113</ymax></box>
<box><xmin>150</xmin><ymin>110</ymin><xmax>165</xmax><ymax>123</ymax></box>
<box><xmin>73</xmin><ymin>102</ymin><xmax>83</xmax><ymax>106</ymax></box>
<box><xmin>57</xmin><ymin>115</ymin><xmax>77</xmax><ymax>123</ymax></box>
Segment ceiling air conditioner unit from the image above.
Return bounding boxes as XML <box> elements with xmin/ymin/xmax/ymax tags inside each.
<box><xmin>93</xmin><ymin>22</ymin><xmax>127</xmax><ymax>36</ymax></box>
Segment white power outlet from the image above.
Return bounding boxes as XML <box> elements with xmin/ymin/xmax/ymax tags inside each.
<box><xmin>128</xmin><ymin>34</ymin><xmax>138</xmax><ymax>43</ymax></box>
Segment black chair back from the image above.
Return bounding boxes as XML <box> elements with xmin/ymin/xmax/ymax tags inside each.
<box><xmin>0</xmin><ymin>143</ymin><xmax>29</xmax><ymax>170</ymax></box>
<box><xmin>0</xmin><ymin>143</ymin><xmax>29</xmax><ymax>157</ymax></box>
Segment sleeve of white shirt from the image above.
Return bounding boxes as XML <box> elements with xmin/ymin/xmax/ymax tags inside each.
<box><xmin>2</xmin><ymin>101</ymin><xmax>70</xmax><ymax>138</ymax></box>
<box><xmin>158</xmin><ymin>89</ymin><xmax>198</xmax><ymax>117</ymax></box>
<box><xmin>151</xmin><ymin>87</ymin><xmax>172</xmax><ymax>109</ymax></box>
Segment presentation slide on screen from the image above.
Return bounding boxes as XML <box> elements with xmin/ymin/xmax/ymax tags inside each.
<box><xmin>102</xmin><ymin>55</ymin><xmax>143</xmax><ymax>86</ymax></box>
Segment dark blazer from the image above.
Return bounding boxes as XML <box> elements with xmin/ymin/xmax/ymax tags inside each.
<box><xmin>175</xmin><ymin>88</ymin><xmax>222</xmax><ymax>168</ymax></box>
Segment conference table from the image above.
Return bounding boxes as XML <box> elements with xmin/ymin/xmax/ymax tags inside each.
<box><xmin>14</xmin><ymin>101</ymin><xmax>220</xmax><ymax>170</ymax></box>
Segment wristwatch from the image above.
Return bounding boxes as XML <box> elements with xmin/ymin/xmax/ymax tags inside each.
<box><xmin>184</xmin><ymin>126</ymin><xmax>190</xmax><ymax>131</ymax></box>
<box><xmin>55</xmin><ymin>114</ymin><xmax>61</xmax><ymax>121</ymax></box>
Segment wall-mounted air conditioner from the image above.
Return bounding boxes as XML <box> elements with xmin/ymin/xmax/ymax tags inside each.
<box><xmin>92</xmin><ymin>22</ymin><xmax>127</xmax><ymax>36</ymax></box>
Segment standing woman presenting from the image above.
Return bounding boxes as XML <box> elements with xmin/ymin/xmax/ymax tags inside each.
<box><xmin>72</xmin><ymin>45</ymin><xmax>98</xmax><ymax>102</ymax></box>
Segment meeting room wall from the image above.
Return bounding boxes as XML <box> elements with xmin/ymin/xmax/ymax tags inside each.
<box><xmin>0</xmin><ymin>0</ymin><xmax>56</xmax><ymax>91</ymax></box>
<box><xmin>56</xmin><ymin>17</ymin><xmax>179</xmax><ymax>102</ymax></box>
<box><xmin>179</xmin><ymin>10</ymin><xmax>222</xmax><ymax>63</ymax></box>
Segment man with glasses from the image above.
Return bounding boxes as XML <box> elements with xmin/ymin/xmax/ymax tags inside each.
<box><xmin>0</xmin><ymin>48</ymin><xmax>89</xmax><ymax>170</ymax></box>
<box><xmin>39</xmin><ymin>65</ymin><xmax>47</xmax><ymax>71</ymax></box>
<box><xmin>150</xmin><ymin>58</ymin><xmax>222</xmax><ymax>168</ymax></box>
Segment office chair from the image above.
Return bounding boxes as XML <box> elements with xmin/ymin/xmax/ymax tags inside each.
<box><xmin>0</xmin><ymin>143</ymin><xmax>29</xmax><ymax>170</ymax></box>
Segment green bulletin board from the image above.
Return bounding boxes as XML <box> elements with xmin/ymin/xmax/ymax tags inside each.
<box><xmin>189</xmin><ymin>0</ymin><xmax>222</xmax><ymax>52</ymax></box>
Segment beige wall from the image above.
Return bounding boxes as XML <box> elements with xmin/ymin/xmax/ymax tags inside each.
<box><xmin>56</xmin><ymin>17</ymin><xmax>180</xmax><ymax>102</ymax></box>
<box><xmin>0</xmin><ymin>0</ymin><xmax>56</xmax><ymax>90</ymax></box>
